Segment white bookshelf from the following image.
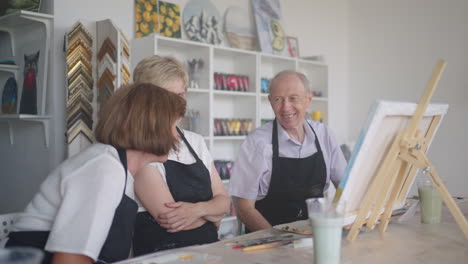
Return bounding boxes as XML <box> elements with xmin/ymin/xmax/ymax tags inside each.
<box><xmin>131</xmin><ymin>35</ymin><xmax>329</xmax><ymax>161</ymax></box>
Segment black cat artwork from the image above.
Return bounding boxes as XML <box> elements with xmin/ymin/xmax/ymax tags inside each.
<box><xmin>19</xmin><ymin>50</ymin><xmax>39</xmax><ymax>115</ymax></box>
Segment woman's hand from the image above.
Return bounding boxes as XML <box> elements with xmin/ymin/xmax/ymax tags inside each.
<box><xmin>157</xmin><ymin>202</ymin><xmax>204</xmax><ymax>232</ymax></box>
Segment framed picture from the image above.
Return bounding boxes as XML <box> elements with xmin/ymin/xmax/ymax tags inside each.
<box><xmin>286</xmin><ymin>36</ymin><xmax>299</xmax><ymax>57</ymax></box>
<box><xmin>134</xmin><ymin>0</ymin><xmax>181</xmax><ymax>39</ymax></box>
<box><xmin>252</xmin><ymin>0</ymin><xmax>287</xmax><ymax>56</ymax></box>
<box><xmin>335</xmin><ymin>100</ymin><xmax>448</xmax><ymax>225</ymax></box>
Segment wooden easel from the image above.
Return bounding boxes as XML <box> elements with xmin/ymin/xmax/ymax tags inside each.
<box><xmin>346</xmin><ymin>59</ymin><xmax>468</xmax><ymax>242</ymax></box>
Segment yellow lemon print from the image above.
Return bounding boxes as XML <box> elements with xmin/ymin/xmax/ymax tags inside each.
<box><xmin>143</xmin><ymin>11</ymin><xmax>152</xmax><ymax>22</ymax></box>
<box><xmin>160</xmin><ymin>5</ymin><xmax>167</xmax><ymax>14</ymax></box>
<box><xmin>152</xmin><ymin>13</ymin><xmax>159</xmax><ymax>24</ymax></box>
<box><xmin>144</xmin><ymin>2</ymin><xmax>153</xmax><ymax>11</ymax></box>
<box><xmin>135</xmin><ymin>12</ymin><xmax>142</xmax><ymax>23</ymax></box>
<box><xmin>168</xmin><ymin>8</ymin><xmax>175</xmax><ymax>18</ymax></box>
<box><xmin>136</xmin><ymin>32</ymin><xmax>143</xmax><ymax>38</ymax></box>
<box><xmin>135</xmin><ymin>23</ymin><xmax>139</xmax><ymax>32</ymax></box>
<box><xmin>172</xmin><ymin>23</ymin><xmax>179</xmax><ymax>32</ymax></box>
<box><xmin>135</xmin><ymin>4</ymin><xmax>141</xmax><ymax>13</ymax></box>
<box><xmin>140</xmin><ymin>22</ymin><xmax>150</xmax><ymax>34</ymax></box>
<box><xmin>165</xmin><ymin>17</ymin><xmax>173</xmax><ymax>27</ymax></box>
<box><xmin>173</xmin><ymin>5</ymin><xmax>179</xmax><ymax>12</ymax></box>
<box><xmin>164</xmin><ymin>27</ymin><xmax>172</xmax><ymax>37</ymax></box>
<box><xmin>137</xmin><ymin>0</ymin><xmax>145</xmax><ymax>3</ymax></box>
<box><xmin>150</xmin><ymin>0</ymin><xmax>157</xmax><ymax>5</ymax></box>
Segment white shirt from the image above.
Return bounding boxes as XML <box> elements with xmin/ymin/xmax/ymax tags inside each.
<box><xmin>11</xmin><ymin>143</ymin><xmax>134</xmax><ymax>261</ymax></box>
<box><xmin>137</xmin><ymin>129</ymin><xmax>213</xmax><ymax>211</ymax></box>
<box><xmin>229</xmin><ymin>120</ymin><xmax>346</xmax><ymax>200</ymax></box>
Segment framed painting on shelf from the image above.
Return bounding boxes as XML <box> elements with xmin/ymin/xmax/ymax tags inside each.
<box><xmin>251</xmin><ymin>0</ymin><xmax>287</xmax><ymax>56</ymax></box>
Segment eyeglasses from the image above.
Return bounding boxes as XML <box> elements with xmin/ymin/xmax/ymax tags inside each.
<box><xmin>270</xmin><ymin>95</ymin><xmax>305</xmax><ymax>106</ymax></box>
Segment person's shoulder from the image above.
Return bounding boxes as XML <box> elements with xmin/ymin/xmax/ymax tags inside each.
<box><xmin>244</xmin><ymin>121</ymin><xmax>273</xmax><ymax>146</ymax></box>
<box><xmin>306</xmin><ymin>120</ymin><xmax>333</xmax><ymax>135</ymax></box>
<box><xmin>83</xmin><ymin>143</ymin><xmax>120</xmax><ymax>161</ymax></box>
<box><xmin>64</xmin><ymin>143</ymin><xmax>120</xmax><ymax>170</ymax></box>
<box><xmin>306</xmin><ymin>120</ymin><xmax>340</xmax><ymax>149</ymax></box>
<box><xmin>179</xmin><ymin>129</ymin><xmax>205</xmax><ymax>142</ymax></box>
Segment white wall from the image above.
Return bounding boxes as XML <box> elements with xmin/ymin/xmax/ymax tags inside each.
<box><xmin>348</xmin><ymin>0</ymin><xmax>468</xmax><ymax>196</ymax></box>
<box><xmin>281</xmin><ymin>1</ymin><xmax>349</xmax><ymax>144</ymax></box>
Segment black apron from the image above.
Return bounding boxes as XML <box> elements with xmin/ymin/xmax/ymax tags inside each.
<box><xmin>133</xmin><ymin>128</ymin><xmax>218</xmax><ymax>256</ymax></box>
<box><xmin>254</xmin><ymin>119</ymin><xmax>327</xmax><ymax>227</ymax></box>
<box><xmin>6</xmin><ymin>148</ymin><xmax>138</xmax><ymax>264</ymax></box>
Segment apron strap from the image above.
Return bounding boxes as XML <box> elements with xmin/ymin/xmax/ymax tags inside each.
<box><xmin>176</xmin><ymin>127</ymin><xmax>203</xmax><ymax>163</ymax></box>
<box><xmin>116</xmin><ymin>148</ymin><xmax>128</xmax><ymax>197</ymax></box>
<box><xmin>272</xmin><ymin>119</ymin><xmax>322</xmax><ymax>158</ymax></box>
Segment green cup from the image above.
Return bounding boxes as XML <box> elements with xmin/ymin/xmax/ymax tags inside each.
<box><xmin>418</xmin><ymin>178</ymin><xmax>442</xmax><ymax>224</ymax></box>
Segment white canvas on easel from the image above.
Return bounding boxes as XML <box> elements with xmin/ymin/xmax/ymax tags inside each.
<box><xmin>334</xmin><ymin>60</ymin><xmax>468</xmax><ymax>241</ymax></box>
<box><xmin>336</xmin><ymin>101</ymin><xmax>448</xmax><ymax>226</ymax></box>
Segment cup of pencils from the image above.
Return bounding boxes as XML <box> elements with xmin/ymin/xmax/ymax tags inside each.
<box><xmin>306</xmin><ymin>198</ymin><xmax>346</xmax><ymax>264</ymax></box>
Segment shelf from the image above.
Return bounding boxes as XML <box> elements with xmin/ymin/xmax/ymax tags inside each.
<box><xmin>260</xmin><ymin>94</ymin><xmax>328</xmax><ymax>104</ymax></box>
<box><xmin>296</xmin><ymin>58</ymin><xmax>327</xmax><ymax>66</ymax></box>
<box><xmin>213</xmin><ymin>91</ymin><xmax>256</xmax><ymax>97</ymax></box>
<box><xmin>213</xmin><ymin>136</ymin><xmax>246</xmax><ymax>141</ymax></box>
<box><xmin>260</xmin><ymin>52</ymin><xmax>296</xmax><ymax>62</ymax></box>
<box><xmin>132</xmin><ymin>35</ymin><xmax>329</xmax><ymax>161</ymax></box>
<box><xmin>313</xmin><ymin>97</ymin><xmax>328</xmax><ymax>102</ymax></box>
<box><xmin>0</xmin><ymin>11</ymin><xmax>53</xmax><ymax>61</ymax></box>
<box><xmin>0</xmin><ymin>115</ymin><xmax>51</xmax><ymax>147</ymax></box>
<box><xmin>187</xmin><ymin>88</ymin><xmax>210</xmax><ymax>93</ymax></box>
<box><xmin>0</xmin><ymin>10</ymin><xmax>53</xmax><ymax>116</ymax></box>
<box><xmin>0</xmin><ymin>10</ymin><xmax>53</xmax><ymax>28</ymax></box>
<box><xmin>0</xmin><ymin>64</ymin><xmax>19</xmax><ymax>79</ymax></box>
<box><xmin>214</xmin><ymin>45</ymin><xmax>257</xmax><ymax>56</ymax></box>
<box><xmin>0</xmin><ymin>64</ymin><xmax>19</xmax><ymax>71</ymax></box>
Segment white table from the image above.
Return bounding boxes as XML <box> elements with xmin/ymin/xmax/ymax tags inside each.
<box><xmin>118</xmin><ymin>200</ymin><xmax>468</xmax><ymax>264</ymax></box>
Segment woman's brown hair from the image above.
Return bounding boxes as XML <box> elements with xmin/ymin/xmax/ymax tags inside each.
<box><xmin>95</xmin><ymin>82</ymin><xmax>186</xmax><ymax>156</ymax></box>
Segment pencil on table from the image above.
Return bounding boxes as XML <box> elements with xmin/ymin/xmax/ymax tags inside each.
<box><xmin>242</xmin><ymin>240</ymin><xmax>292</xmax><ymax>252</ymax></box>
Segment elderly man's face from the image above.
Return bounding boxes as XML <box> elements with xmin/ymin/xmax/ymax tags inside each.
<box><xmin>268</xmin><ymin>74</ymin><xmax>312</xmax><ymax>133</ymax></box>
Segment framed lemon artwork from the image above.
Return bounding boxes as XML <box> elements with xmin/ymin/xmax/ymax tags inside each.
<box><xmin>134</xmin><ymin>0</ymin><xmax>181</xmax><ymax>39</ymax></box>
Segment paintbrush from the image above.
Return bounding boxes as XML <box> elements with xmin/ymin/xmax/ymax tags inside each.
<box><xmin>242</xmin><ymin>239</ymin><xmax>294</xmax><ymax>252</ymax></box>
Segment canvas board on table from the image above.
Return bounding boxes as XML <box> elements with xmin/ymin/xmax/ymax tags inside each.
<box><xmin>335</xmin><ymin>100</ymin><xmax>448</xmax><ymax>226</ymax></box>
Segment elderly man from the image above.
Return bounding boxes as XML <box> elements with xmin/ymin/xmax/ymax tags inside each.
<box><xmin>229</xmin><ymin>70</ymin><xmax>347</xmax><ymax>232</ymax></box>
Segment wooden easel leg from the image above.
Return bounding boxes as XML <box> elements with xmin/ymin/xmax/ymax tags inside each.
<box><xmin>367</xmin><ymin>158</ymin><xmax>403</xmax><ymax>230</ymax></box>
<box><xmin>378</xmin><ymin>161</ymin><xmax>411</xmax><ymax>233</ymax></box>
